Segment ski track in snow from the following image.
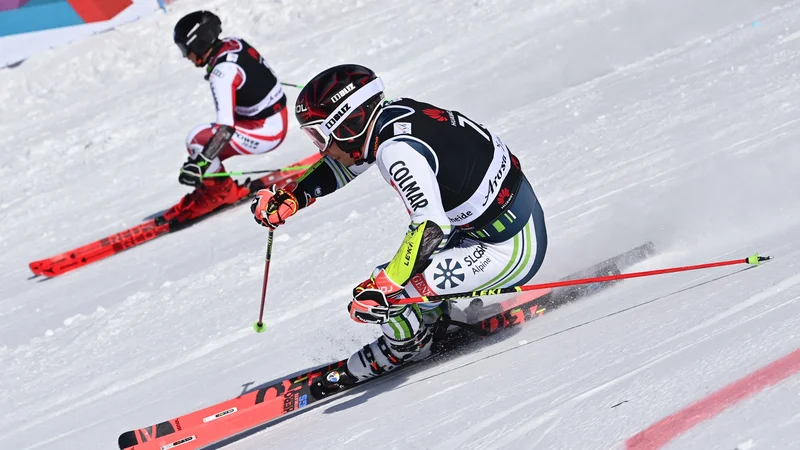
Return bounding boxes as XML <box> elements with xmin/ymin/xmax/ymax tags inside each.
<box><xmin>2</xmin><ymin>0</ymin><xmax>800</xmax><ymax>449</ymax></box>
<box><xmin>432</xmin><ymin>270</ymin><xmax>800</xmax><ymax>449</ymax></box>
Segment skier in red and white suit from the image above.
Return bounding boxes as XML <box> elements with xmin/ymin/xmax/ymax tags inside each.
<box><xmin>166</xmin><ymin>11</ymin><xmax>289</xmax><ymax>222</ymax></box>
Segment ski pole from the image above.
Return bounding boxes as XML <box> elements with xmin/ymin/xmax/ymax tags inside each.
<box><xmin>390</xmin><ymin>253</ymin><xmax>772</xmax><ymax>306</ymax></box>
<box><xmin>281</xmin><ymin>81</ymin><xmax>304</xmax><ymax>89</ymax></box>
<box><xmin>253</xmin><ymin>229</ymin><xmax>275</xmax><ymax>333</ymax></box>
<box><xmin>202</xmin><ymin>165</ymin><xmax>313</xmax><ymax>179</ymax></box>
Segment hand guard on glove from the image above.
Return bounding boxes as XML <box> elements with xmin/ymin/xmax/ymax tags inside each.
<box><xmin>348</xmin><ymin>270</ymin><xmax>404</xmax><ymax>324</ymax></box>
<box><xmin>179</xmin><ymin>155</ymin><xmax>212</xmax><ymax>187</ymax></box>
<box><xmin>250</xmin><ymin>185</ymin><xmax>299</xmax><ymax>229</ymax></box>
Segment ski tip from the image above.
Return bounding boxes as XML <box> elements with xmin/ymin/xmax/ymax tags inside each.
<box><xmin>746</xmin><ymin>253</ymin><xmax>773</xmax><ymax>265</ymax></box>
<box><xmin>118</xmin><ymin>430</ymin><xmax>137</xmax><ymax>449</ymax></box>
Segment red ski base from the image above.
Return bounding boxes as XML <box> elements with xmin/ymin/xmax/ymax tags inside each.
<box><xmin>117</xmin><ymin>242</ymin><xmax>655</xmax><ymax>450</ymax></box>
<box><xmin>29</xmin><ymin>219</ymin><xmax>172</xmax><ymax>277</ymax></box>
<box><xmin>117</xmin><ymin>288</ymin><xmax>552</xmax><ymax>450</ymax></box>
<box><xmin>28</xmin><ymin>154</ymin><xmax>321</xmax><ymax>278</ymax></box>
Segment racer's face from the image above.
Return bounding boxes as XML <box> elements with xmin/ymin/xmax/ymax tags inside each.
<box><xmin>187</xmin><ymin>51</ymin><xmax>202</xmax><ymax>66</ymax></box>
<box><xmin>323</xmin><ymin>141</ymin><xmax>357</xmax><ymax>167</ymax></box>
<box><xmin>186</xmin><ymin>48</ymin><xmax>212</xmax><ymax>68</ymax></box>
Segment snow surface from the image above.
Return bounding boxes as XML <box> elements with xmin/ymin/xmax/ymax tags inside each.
<box><xmin>1</xmin><ymin>0</ymin><xmax>799</xmax><ymax>449</ymax></box>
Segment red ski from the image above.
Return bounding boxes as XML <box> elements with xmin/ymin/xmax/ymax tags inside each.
<box><xmin>29</xmin><ymin>219</ymin><xmax>172</xmax><ymax>277</ymax></box>
<box><xmin>29</xmin><ymin>154</ymin><xmax>321</xmax><ymax>278</ymax></box>
<box><xmin>116</xmin><ymin>242</ymin><xmax>655</xmax><ymax>450</ymax></box>
<box><xmin>116</xmin><ymin>288</ymin><xmax>554</xmax><ymax>450</ymax></box>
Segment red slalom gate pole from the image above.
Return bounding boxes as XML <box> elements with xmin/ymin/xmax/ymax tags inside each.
<box><xmin>253</xmin><ymin>229</ymin><xmax>275</xmax><ymax>333</ymax></box>
<box><xmin>391</xmin><ymin>253</ymin><xmax>772</xmax><ymax>306</ymax></box>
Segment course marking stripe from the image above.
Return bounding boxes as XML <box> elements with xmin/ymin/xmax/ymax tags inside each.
<box><xmin>626</xmin><ymin>348</ymin><xmax>800</xmax><ymax>450</ymax></box>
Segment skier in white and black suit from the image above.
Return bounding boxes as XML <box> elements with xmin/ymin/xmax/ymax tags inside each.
<box><xmin>250</xmin><ymin>64</ymin><xmax>547</xmax><ymax>384</ymax></box>
<box><xmin>166</xmin><ymin>11</ymin><xmax>289</xmax><ymax>222</ymax></box>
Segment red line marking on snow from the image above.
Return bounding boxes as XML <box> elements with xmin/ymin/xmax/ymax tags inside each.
<box><xmin>626</xmin><ymin>348</ymin><xmax>800</xmax><ymax>450</ymax></box>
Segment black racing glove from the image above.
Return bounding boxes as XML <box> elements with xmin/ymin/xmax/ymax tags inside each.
<box><xmin>178</xmin><ymin>125</ymin><xmax>236</xmax><ymax>187</ymax></box>
<box><xmin>178</xmin><ymin>155</ymin><xmax>211</xmax><ymax>187</ymax></box>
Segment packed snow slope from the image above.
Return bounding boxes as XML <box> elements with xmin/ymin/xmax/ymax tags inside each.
<box><xmin>1</xmin><ymin>0</ymin><xmax>799</xmax><ymax>449</ymax></box>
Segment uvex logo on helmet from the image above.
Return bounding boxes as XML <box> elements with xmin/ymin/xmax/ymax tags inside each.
<box><xmin>325</xmin><ymin>103</ymin><xmax>351</xmax><ymax>130</ymax></box>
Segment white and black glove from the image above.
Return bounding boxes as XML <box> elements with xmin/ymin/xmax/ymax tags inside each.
<box><xmin>178</xmin><ymin>125</ymin><xmax>236</xmax><ymax>187</ymax></box>
<box><xmin>178</xmin><ymin>155</ymin><xmax>211</xmax><ymax>187</ymax></box>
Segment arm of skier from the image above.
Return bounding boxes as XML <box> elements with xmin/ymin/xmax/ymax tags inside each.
<box><xmin>251</xmin><ymin>155</ymin><xmax>371</xmax><ymax>228</ymax></box>
<box><xmin>355</xmin><ymin>140</ymin><xmax>452</xmax><ymax>296</ymax></box>
<box><xmin>178</xmin><ymin>63</ymin><xmax>244</xmax><ymax>187</ymax></box>
<box><xmin>202</xmin><ymin>62</ymin><xmax>243</xmax><ymax>159</ymax></box>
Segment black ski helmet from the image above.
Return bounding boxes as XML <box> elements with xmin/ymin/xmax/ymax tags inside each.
<box><xmin>173</xmin><ymin>11</ymin><xmax>221</xmax><ymax>65</ymax></box>
<box><xmin>295</xmin><ymin>64</ymin><xmax>385</xmax><ymax>162</ymax></box>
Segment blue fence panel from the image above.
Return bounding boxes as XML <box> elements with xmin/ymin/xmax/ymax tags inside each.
<box><xmin>0</xmin><ymin>1</ymin><xmax>84</xmax><ymax>37</ymax></box>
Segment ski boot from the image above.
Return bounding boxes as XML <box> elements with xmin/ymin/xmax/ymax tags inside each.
<box><xmin>312</xmin><ymin>309</ymin><xmax>437</xmax><ymax>400</ymax></box>
<box><xmin>310</xmin><ymin>365</ymin><xmax>360</xmax><ymax>399</ymax></box>
<box><xmin>163</xmin><ymin>177</ymin><xmax>249</xmax><ymax>223</ymax></box>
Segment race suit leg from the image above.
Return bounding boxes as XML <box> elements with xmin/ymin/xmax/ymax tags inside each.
<box><xmin>166</xmin><ymin>110</ymin><xmax>289</xmax><ymax>222</ymax></box>
<box><xmin>184</xmin><ymin>108</ymin><xmax>289</xmax><ymax>173</ymax></box>
<box><xmin>345</xmin><ymin>178</ymin><xmax>548</xmax><ymax>382</ymax></box>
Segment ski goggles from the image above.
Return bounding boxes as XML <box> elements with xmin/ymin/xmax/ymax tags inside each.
<box><xmin>300</xmin><ymin>77</ymin><xmax>385</xmax><ymax>153</ymax></box>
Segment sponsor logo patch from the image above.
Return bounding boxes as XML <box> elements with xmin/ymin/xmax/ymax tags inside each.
<box><xmin>330</xmin><ymin>83</ymin><xmax>355</xmax><ymax>103</ymax></box>
<box><xmin>203</xmin><ymin>407</ymin><xmax>238</xmax><ymax>423</ymax></box>
<box><xmin>211</xmin><ymin>85</ymin><xmax>221</xmax><ymax>112</ymax></box>
<box><xmin>283</xmin><ymin>391</ymin><xmax>298</xmax><ymax>413</ymax></box>
<box><xmin>482</xmin><ymin>153</ymin><xmax>509</xmax><ymax>207</ymax></box>
<box><xmin>423</xmin><ymin>108</ymin><xmax>448</xmax><ymax>122</ymax></box>
<box><xmin>497</xmin><ymin>187</ymin><xmax>511</xmax><ymax>206</ymax></box>
<box><xmin>448</xmin><ymin>211</ymin><xmax>472</xmax><ymax>222</ymax></box>
<box><xmin>410</xmin><ymin>273</ymin><xmax>436</xmax><ymax>296</ymax></box>
<box><xmin>470</xmin><ymin>258</ymin><xmax>491</xmax><ymax>274</ymax></box>
<box><xmin>433</xmin><ymin>258</ymin><xmax>465</xmax><ymax>290</ymax></box>
<box><xmin>161</xmin><ymin>435</ymin><xmax>197</xmax><ymax>449</ymax></box>
<box><xmin>388</xmin><ymin>161</ymin><xmax>428</xmax><ymax>211</ymax></box>
<box><xmin>393</xmin><ymin>122</ymin><xmax>412</xmax><ymax>135</ymax></box>
<box><xmin>325</xmin><ymin>103</ymin><xmax>351</xmax><ymax>130</ymax></box>
<box><xmin>237</xmin><ymin>134</ymin><xmax>259</xmax><ymax>150</ymax></box>
<box><xmin>464</xmin><ymin>244</ymin><xmax>492</xmax><ymax>274</ymax></box>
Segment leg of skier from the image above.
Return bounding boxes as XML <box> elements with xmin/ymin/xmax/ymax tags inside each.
<box><xmin>342</xmin><ymin>178</ymin><xmax>548</xmax><ymax>384</ymax></box>
<box><xmin>165</xmin><ymin>110</ymin><xmax>289</xmax><ymax>222</ymax></box>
